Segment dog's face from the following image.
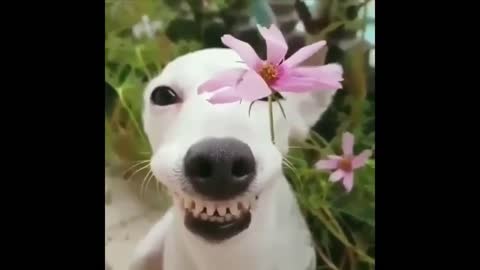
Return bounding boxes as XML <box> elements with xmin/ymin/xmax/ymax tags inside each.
<box><xmin>144</xmin><ymin>48</ymin><xmax>335</xmax><ymax>243</ymax></box>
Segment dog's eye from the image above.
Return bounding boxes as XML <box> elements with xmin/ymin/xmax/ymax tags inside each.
<box><xmin>258</xmin><ymin>92</ymin><xmax>284</xmax><ymax>102</ymax></box>
<box><xmin>150</xmin><ymin>86</ymin><xmax>180</xmax><ymax>106</ymax></box>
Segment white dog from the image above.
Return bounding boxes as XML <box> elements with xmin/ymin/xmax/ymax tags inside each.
<box><xmin>130</xmin><ymin>48</ymin><xmax>336</xmax><ymax>270</ymax></box>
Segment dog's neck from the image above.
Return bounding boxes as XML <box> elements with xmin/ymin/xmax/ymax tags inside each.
<box><xmin>168</xmin><ymin>176</ymin><xmax>302</xmax><ymax>270</ymax></box>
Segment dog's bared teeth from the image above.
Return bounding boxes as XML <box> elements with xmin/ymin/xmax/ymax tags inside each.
<box><xmin>193</xmin><ymin>200</ymin><xmax>203</xmax><ymax>215</ymax></box>
<box><xmin>217</xmin><ymin>206</ymin><xmax>227</xmax><ymax>216</ymax></box>
<box><xmin>183</xmin><ymin>197</ymin><xmax>193</xmax><ymax>210</ymax></box>
<box><xmin>206</xmin><ymin>203</ymin><xmax>215</xmax><ymax>216</ymax></box>
<box><xmin>200</xmin><ymin>213</ymin><xmax>208</xmax><ymax>220</ymax></box>
<box><xmin>229</xmin><ymin>201</ymin><xmax>240</xmax><ymax>217</ymax></box>
<box><xmin>191</xmin><ymin>200</ymin><xmax>196</xmax><ymax>211</ymax></box>
<box><xmin>239</xmin><ymin>198</ymin><xmax>250</xmax><ymax>210</ymax></box>
<box><xmin>215</xmin><ymin>216</ymin><xmax>224</xmax><ymax>222</ymax></box>
<box><xmin>208</xmin><ymin>216</ymin><xmax>216</xmax><ymax>222</ymax></box>
<box><xmin>225</xmin><ymin>213</ymin><xmax>233</xmax><ymax>221</ymax></box>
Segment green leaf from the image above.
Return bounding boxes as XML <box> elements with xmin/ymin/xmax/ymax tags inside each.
<box><xmin>367</xmin><ymin>159</ymin><xmax>375</xmax><ymax>169</ymax></box>
<box><xmin>105</xmin><ymin>0</ymin><xmax>157</xmax><ymax>33</ymax></box>
<box><xmin>330</xmin><ymin>172</ymin><xmax>375</xmax><ymax>227</ymax></box>
<box><xmin>105</xmin><ymin>81</ymin><xmax>119</xmax><ymax>119</ymax></box>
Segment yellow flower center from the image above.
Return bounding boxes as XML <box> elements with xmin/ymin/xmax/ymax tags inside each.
<box><xmin>258</xmin><ymin>63</ymin><xmax>279</xmax><ymax>85</ymax></box>
<box><xmin>338</xmin><ymin>158</ymin><xmax>353</xmax><ymax>172</ymax></box>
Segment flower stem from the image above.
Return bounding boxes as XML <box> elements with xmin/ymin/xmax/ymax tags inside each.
<box><xmin>118</xmin><ymin>90</ymin><xmax>148</xmax><ymax>147</ymax></box>
<box><xmin>135</xmin><ymin>46</ymin><xmax>152</xmax><ymax>80</ymax></box>
<box><xmin>314</xmin><ymin>242</ymin><xmax>339</xmax><ymax>270</ymax></box>
<box><xmin>268</xmin><ymin>94</ymin><xmax>275</xmax><ymax>144</ymax></box>
<box><xmin>313</xmin><ymin>207</ymin><xmax>375</xmax><ymax>265</ymax></box>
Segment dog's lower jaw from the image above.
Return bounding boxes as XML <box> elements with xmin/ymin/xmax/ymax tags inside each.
<box><xmin>160</xmin><ymin>177</ymin><xmax>316</xmax><ymax>270</ymax></box>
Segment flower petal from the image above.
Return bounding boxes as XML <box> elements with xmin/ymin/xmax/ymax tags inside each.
<box><xmin>328</xmin><ymin>155</ymin><xmax>343</xmax><ymax>160</ymax></box>
<box><xmin>207</xmin><ymin>87</ymin><xmax>241</xmax><ymax>104</ymax></box>
<box><xmin>315</xmin><ymin>159</ymin><xmax>339</xmax><ymax>170</ymax></box>
<box><xmin>257</xmin><ymin>24</ymin><xmax>288</xmax><ymax>65</ymax></box>
<box><xmin>342</xmin><ymin>172</ymin><xmax>354</xmax><ymax>192</ymax></box>
<box><xmin>198</xmin><ymin>68</ymin><xmax>247</xmax><ymax>94</ymax></box>
<box><xmin>235</xmin><ymin>69</ymin><xmax>272</xmax><ymax>101</ymax></box>
<box><xmin>273</xmin><ymin>75</ymin><xmax>341</xmax><ymax>93</ymax></box>
<box><xmin>261</xmin><ymin>24</ymin><xmax>286</xmax><ymax>45</ymax></box>
<box><xmin>221</xmin><ymin>35</ymin><xmax>262</xmax><ymax>69</ymax></box>
<box><xmin>342</xmin><ymin>132</ymin><xmax>354</xmax><ymax>156</ymax></box>
<box><xmin>291</xmin><ymin>64</ymin><xmax>344</xmax><ymax>82</ymax></box>
<box><xmin>329</xmin><ymin>169</ymin><xmax>345</xmax><ymax>182</ymax></box>
<box><xmin>282</xmin><ymin>40</ymin><xmax>327</xmax><ymax>68</ymax></box>
<box><xmin>273</xmin><ymin>63</ymin><xmax>344</xmax><ymax>93</ymax></box>
<box><xmin>352</xmin><ymin>150</ymin><xmax>372</xmax><ymax>169</ymax></box>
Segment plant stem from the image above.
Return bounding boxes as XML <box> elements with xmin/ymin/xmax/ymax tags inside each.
<box><xmin>135</xmin><ymin>46</ymin><xmax>152</xmax><ymax>80</ymax></box>
<box><xmin>268</xmin><ymin>94</ymin><xmax>275</xmax><ymax>144</ymax></box>
<box><xmin>314</xmin><ymin>242</ymin><xmax>339</xmax><ymax>270</ymax></box>
<box><xmin>312</xmin><ymin>208</ymin><xmax>375</xmax><ymax>265</ymax></box>
<box><xmin>118</xmin><ymin>92</ymin><xmax>149</xmax><ymax>147</ymax></box>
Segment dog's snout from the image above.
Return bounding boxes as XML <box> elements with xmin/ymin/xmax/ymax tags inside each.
<box><xmin>184</xmin><ymin>138</ymin><xmax>256</xmax><ymax>200</ymax></box>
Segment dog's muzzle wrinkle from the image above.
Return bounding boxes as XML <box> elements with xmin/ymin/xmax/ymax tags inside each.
<box><xmin>183</xmin><ymin>137</ymin><xmax>256</xmax><ymax>200</ymax></box>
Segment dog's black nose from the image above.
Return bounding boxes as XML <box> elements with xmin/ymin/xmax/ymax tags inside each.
<box><xmin>184</xmin><ymin>138</ymin><xmax>256</xmax><ymax>200</ymax></box>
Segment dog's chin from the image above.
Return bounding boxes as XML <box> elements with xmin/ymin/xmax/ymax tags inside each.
<box><xmin>172</xmin><ymin>192</ymin><xmax>258</xmax><ymax>242</ymax></box>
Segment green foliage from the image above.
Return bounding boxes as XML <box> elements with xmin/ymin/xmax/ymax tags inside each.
<box><xmin>105</xmin><ymin>0</ymin><xmax>205</xmax><ymax>162</ymax></box>
<box><xmin>286</xmin><ymin>128</ymin><xmax>375</xmax><ymax>269</ymax></box>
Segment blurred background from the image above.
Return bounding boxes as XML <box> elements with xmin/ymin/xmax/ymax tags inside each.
<box><xmin>105</xmin><ymin>1</ymin><xmax>374</xmax><ymax>269</ymax></box>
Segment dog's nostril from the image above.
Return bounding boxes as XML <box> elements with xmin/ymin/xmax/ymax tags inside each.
<box><xmin>231</xmin><ymin>158</ymin><xmax>253</xmax><ymax>178</ymax></box>
<box><xmin>190</xmin><ymin>156</ymin><xmax>213</xmax><ymax>178</ymax></box>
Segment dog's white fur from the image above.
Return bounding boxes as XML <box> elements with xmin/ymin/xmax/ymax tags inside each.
<box><xmin>130</xmin><ymin>48</ymin><xmax>336</xmax><ymax>270</ymax></box>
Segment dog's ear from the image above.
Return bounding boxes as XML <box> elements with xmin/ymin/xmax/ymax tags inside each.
<box><xmin>286</xmin><ymin>46</ymin><xmax>338</xmax><ymax>142</ymax></box>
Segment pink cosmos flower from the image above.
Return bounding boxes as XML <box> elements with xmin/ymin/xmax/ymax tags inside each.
<box><xmin>315</xmin><ymin>132</ymin><xmax>372</xmax><ymax>192</ymax></box>
<box><xmin>198</xmin><ymin>24</ymin><xmax>344</xmax><ymax>103</ymax></box>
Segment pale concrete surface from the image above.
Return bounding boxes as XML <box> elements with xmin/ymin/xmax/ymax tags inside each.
<box><xmin>105</xmin><ymin>167</ymin><xmax>170</xmax><ymax>270</ymax></box>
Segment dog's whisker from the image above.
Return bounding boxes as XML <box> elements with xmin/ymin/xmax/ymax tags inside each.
<box><xmin>144</xmin><ymin>171</ymin><xmax>156</xmax><ymax>198</ymax></box>
<box><xmin>282</xmin><ymin>158</ymin><xmax>301</xmax><ymax>180</ymax></box>
<box><xmin>141</xmin><ymin>171</ymin><xmax>151</xmax><ymax>198</ymax></box>
<box><xmin>282</xmin><ymin>161</ymin><xmax>295</xmax><ymax>172</ymax></box>
<box><xmin>123</xmin><ymin>160</ymin><xmax>151</xmax><ymax>179</ymax></box>
<box><xmin>127</xmin><ymin>163</ymin><xmax>151</xmax><ymax>183</ymax></box>
<box><xmin>282</xmin><ymin>157</ymin><xmax>294</xmax><ymax>167</ymax></box>
<box><xmin>285</xmin><ymin>154</ymin><xmax>308</xmax><ymax>163</ymax></box>
<box><xmin>140</xmin><ymin>170</ymin><xmax>153</xmax><ymax>199</ymax></box>
<box><xmin>155</xmin><ymin>177</ymin><xmax>161</xmax><ymax>196</ymax></box>
<box><xmin>124</xmin><ymin>159</ymin><xmax>151</xmax><ymax>173</ymax></box>
<box><xmin>282</xmin><ymin>157</ymin><xmax>296</xmax><ymax>171</ymax></box>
